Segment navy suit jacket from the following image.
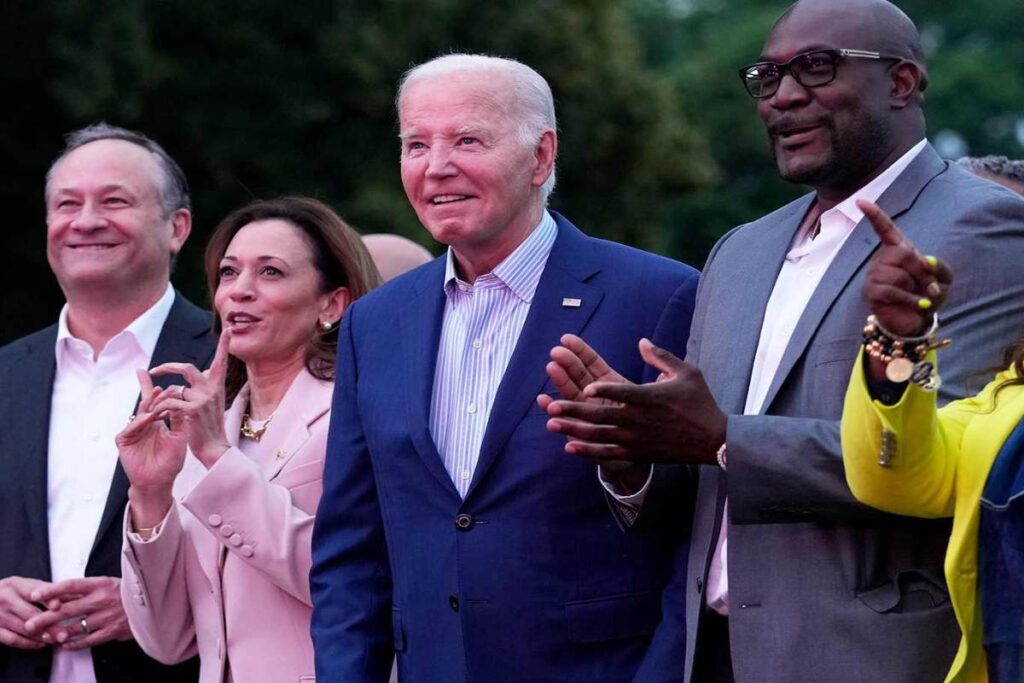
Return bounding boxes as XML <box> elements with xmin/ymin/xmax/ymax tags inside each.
<box><xmin>0</xmin><ymin>293</ymin><xmax>213</xmax><ymax>682</ymax></box>
<box><xmin>311</xmin><ymin>213</ymin><xmax>699</xmax><ymax>682</ymax></box>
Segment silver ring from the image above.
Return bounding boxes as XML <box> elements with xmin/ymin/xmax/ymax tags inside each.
<box><xmin>178</xmin><ymin>385</ymin><xmax>187</xmax><ymax>401</ymax></box>
<box><xmin>80</xmin><ymin>617</ymin><xmax>90</xmax><ymax>635</ymax></box>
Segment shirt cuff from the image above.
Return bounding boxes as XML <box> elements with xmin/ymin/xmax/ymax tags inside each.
<box><xmin>597</xmin><ymin>464</ymin><xmax>653</xmax><ymax>508</ymax></box>
<box><xmin>125</xmin><ymin>502</ymin><xmax>170</xmax><ymax>544</ymax></box>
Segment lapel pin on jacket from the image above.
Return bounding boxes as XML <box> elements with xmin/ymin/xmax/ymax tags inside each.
<box><xmin>561</xmin><ymin>298</ymin><xmax>582</xmax><ymax>308</ymax></box>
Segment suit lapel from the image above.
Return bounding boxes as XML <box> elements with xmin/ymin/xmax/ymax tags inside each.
<box><xmin>466</xmin><ymin>217</ymin><xmax>602</xmax><ymax>499</ymax></box>
<box><xmin>711</xmin><ymin>197</ymin><xmax>814</xmax><ymax>414</ymax></box>
<box><xmin>9</xmin><ymin>326</ymin><xmax>59</xmax><ymax>578</ymax></box>
<box><xmin>262</xmin><ymin>371</ymin><xmax>331</xmax><ymax>480</ymax></box>
<box><xmin>90</xmin><ymin>294</ymin><xmax>214</xmax><ymax>560</ymax></box>
<box><xmin>399</xmin><ymin>260</ymin><xmax>461</xmax><ymax>497</ymax></box>
<box><xmin>759</xmin><ymin>146</ymin><xmax>947</xmax><ymax>412</ymax></box>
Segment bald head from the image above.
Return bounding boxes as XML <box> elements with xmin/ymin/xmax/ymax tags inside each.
<box><xmin>362</xmin><ymin>233</ymin><xmax>434</xmax><ymax>281</ymax></box>
<box><xmin>775</xmin><ymin>0</ymin><xmax>926</xmax><ymax>73</ymax></box>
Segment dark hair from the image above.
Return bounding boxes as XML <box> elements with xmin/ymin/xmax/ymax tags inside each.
<box><xmin>204</xmin><ymin>197</ymin><xmax>381</xmax><ymax>403</ymax></box>
<box><xmin>993</xmin><ymin>340</ymin><xmax>1024</xmax><ymax>400</ymax></box>
<box><xmin>46</xmin><ymin>122</ymin><xmax>191</xmax><ymax>216</ymax></box>
<box><xmin>956</xmin><ymin>156</ymin><xmax>1024</xmax><ymax>185</ymax></box>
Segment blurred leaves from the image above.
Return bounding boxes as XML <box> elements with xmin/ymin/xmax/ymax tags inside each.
<box><xmin>1</xmin><ymin>0</ymin><xmax>1021</xmax><ymax>343</ymax></box>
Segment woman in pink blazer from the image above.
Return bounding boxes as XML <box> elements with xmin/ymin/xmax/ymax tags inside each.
<box><xmin>114</xmin><ymin>197</ymin><xmax>379</xmax><ymax>682</ymax></box>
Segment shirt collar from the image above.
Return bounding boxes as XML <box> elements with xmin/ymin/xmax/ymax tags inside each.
<box><xmin>442</xmin><ymin>210</ymin><xmax>558</xmax><ymax>304</ymax></box>
<box><xmin>55</xmin><ymin>284</ymin><xmax>176</xmax><ymax>366</ymax></box>
<box><xmin>829</xmin><ymin>138</ymin><xmax>928</xmax><ymax>227</ymax></box>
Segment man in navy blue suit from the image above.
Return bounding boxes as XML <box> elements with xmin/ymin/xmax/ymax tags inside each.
<box><xmin>310</xmin><ymin>54</ymin><xmax>699</xmax><ymax>682</ymax></box>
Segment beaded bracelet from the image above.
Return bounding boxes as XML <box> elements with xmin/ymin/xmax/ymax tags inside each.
<box><xmin>862</xmin><ymin>314</ymin><xmax>949</xmax><ymax>389</ymax></box>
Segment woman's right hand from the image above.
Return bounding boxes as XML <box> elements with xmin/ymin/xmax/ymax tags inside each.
<box><xmin>116</xmin><ymin>369</ymin><xmax>190</xmax><ymax>527</ymax></box>
<box><xmin>859</xmin><ymin>199</ymin><xmax>953</xmax><ymax>336</ymax></box>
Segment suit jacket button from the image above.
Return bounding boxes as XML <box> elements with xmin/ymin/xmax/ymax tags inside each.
<box><xmin>208</xmin><ymin>514</ymin><xmax>222</xmax><ymax>527</ymax></box>
<box><xmin>448</xmin><ymin>595</ymin><xmax>460</xmax><ymax>612</ymax></box>
<box><xmin>220</xmin><ymin>525</ymin><xmax>234</xmax><ymax>537</ymax></box>
<box><xmin>229</xmin><ymin>534</ymin><xmax>243</xmax><ymax>547</ymax></box>
<box><xmin>240</xmin><ymin>544</ymin><xmax>254</xmax><ymax>557</ymax></box>
<box><xmin>454</xmin><ymin>514</ymin><xmax>475</xmax><ymax>531</ymax></box>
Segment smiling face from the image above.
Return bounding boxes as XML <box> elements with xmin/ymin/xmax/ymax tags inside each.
<box><xmin>398</xmin><ymin>70</ymin><xmax>553</xmax><ymax>272</ymax></box>
<box><xmin>214</xmin><ymin>219</ymin><xmax>344</xmax><ymax>367</ymax></box>
<box><xmin>756</xmin><ymin>8</ymin><xmax>897</xmax><ymax>194</ymax></box>
<box><xmin>46</xmin><ymin>139</ymin><xmax>189</xmax><ymax>299</ymax></box>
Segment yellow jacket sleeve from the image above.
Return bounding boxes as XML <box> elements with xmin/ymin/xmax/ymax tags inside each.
<box><xmin>841</xmin><ymin>351</ymin><xmax>1007</xmax><ymax>519</ymax></box>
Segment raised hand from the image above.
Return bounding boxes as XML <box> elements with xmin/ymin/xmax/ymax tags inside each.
<box><xmin>145</xmin><ymin>328</ymin><xmax>232</xmax><ymax>467</ymax></box>
<box><xmin>858</xmin><ymin>199</ymin><xmax>953</xmax><ymax>337</ymax></box>
<box><xmin>537</xmin><ymin>334</ymin><xmax>629</xmax><ymax>411</ymax></box>
<box><xmin>544</xmin><ymin>338</ymin><xmax>726</xmax><ymax>465</ymax></box>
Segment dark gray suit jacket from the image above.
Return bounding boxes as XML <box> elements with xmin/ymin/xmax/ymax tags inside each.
<box><xmin>680</xmin><ymin>145</ymin><xmax>1024</xmax><ymax>682</ymax></box>
<box><xmin>0</xmin><ymin>292</ymin><xmax>213</xmax><ymax>682</ymax></box>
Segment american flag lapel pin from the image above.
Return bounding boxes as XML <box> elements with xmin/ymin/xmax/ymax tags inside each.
<box><xmin>561</xmin><ymin>297</ymin><xmax>582</xmax><ymax>308</ymax></box>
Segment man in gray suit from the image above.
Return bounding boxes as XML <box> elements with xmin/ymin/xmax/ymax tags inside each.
<box><xmin>542</xmin><ymin>0</ymin><xmax>1024</xmax><ymax>680</ymax></box>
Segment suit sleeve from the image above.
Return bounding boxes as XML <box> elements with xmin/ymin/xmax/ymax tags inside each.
<box><xmin>604</xmin><ymin>271</ymin><xmax>700</xmax><ymax>528</ymax></box>
<box><xmin>121</xmin><ymin>504</ymin><xmax>199</xmax><ymax>664</ymax></box>
<box><xmin>626</xmin><ymin>271</ymin><xmax>700</xmax><ymax>683</ymax></box>
<box><xmin>310</xmin><ymin>308</ymin><xmax>393</xmax><ymax>682</ymax></box>
<box><xmin>728</xmin><ymin>192</ymin><xmax>1024</xmax><ymax>524</ymax></box>
<box><xmin>180</xmin><ymin>441</ymin><xmax>324</xmax><ymax>604</ymax></box>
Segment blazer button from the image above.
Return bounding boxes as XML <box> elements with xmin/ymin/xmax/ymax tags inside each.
<box><xmin>448</xmin><ymin>594</ymin><xmax>460</xmax><ymax>612</ymax></box>
<box><xmin>240</xmin><ymin>545</ymin><xmax>254</xmax><ymax>557</ymax></box>
<box><xmin>219</xmin><ymin>525</ymin><xmax>234</xmax><ymax>537</ymax></box>
<box><xmin>229</xmin><ymin>534</ymin><xmax>243</xmax><ymax>547</ymax></box>
<box><xmin>208</xmin><ymin>514</ymin><xmax>222</xmax><ymax>527</ymax></box>
<box><xmin>454</xmin><ymin>514</ymin><xmax>475</xmax><ymax>531</ymax></box>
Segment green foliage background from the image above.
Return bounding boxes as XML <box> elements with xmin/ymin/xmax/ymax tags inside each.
<box><xmin>2</xmin><ymin>0</ymin><xmax>1021</xmax><ymax>344</ymax></box>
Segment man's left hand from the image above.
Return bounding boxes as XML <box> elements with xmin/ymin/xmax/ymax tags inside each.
<box><xmin>24</xmin><ymin>577</ymin><xmax>132</xmax><ymax>650</ymax></box>
<box><xmin>544</xmin><ymin>338</ymin><xmax>727</xmax><ymax>465</ymax></box>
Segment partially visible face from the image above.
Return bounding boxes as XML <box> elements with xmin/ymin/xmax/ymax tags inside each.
<box><xmin>214</xmin><ymin>219</ymin><xmax>333</xmax><ymax>365</ymax></box>
<box><xmin>46</xmin><ymin>139</ymin><xmax>187</xmax><ymax>296</ymax></box>
<box><xmin>756</xmin><ymin>10</ymin><xmax>894</xmax><ymax>190</ymax></box>
<box><xmin>398</xmin><ymin>71</ymin><xmax>545</xmax><ymax>252</ymax></box>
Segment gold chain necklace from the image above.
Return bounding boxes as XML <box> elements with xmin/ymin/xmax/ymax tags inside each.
<box><xmin>240</xmin><ymin>410</ymin><xmax>275</xmax><ymax>441</ymax></box>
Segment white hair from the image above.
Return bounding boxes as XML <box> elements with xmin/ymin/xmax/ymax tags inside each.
<box><xmin>397</xmin><ymin>53</ymin><xmax>558</xmax><ymax>200</ymax></box>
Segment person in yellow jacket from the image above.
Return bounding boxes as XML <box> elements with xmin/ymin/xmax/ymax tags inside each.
<box><xmin>841</xmin><ymin>199</ymin><xmax>1024</xmax><ymax>682</ymax></box>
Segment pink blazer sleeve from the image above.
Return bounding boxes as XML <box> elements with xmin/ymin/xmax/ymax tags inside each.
<box><xmin>120</xmin><ymin>504</ymin><xmax>200</xmax><ymax>664</ymax></box>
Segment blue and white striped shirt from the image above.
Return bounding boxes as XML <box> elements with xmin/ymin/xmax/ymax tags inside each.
<box><xmin>429</xmin><ymin>211</ymin><xmax>558</xmax><ymax>497</ymax></box>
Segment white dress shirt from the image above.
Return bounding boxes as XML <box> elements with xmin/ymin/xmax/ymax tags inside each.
<box><xmin>705</xmin><ymin>140</ymin><xmax>928</xmax><ymax>615</ymax></box>
<box><xmin>47</xmin><ymin>285</ymin><xmax>174</xmax><ymax>683</ymax></box>
<box><xmin>429</xmin><ymin>212</ymin><xmax>557</xmax><ymax>498</ymax></box>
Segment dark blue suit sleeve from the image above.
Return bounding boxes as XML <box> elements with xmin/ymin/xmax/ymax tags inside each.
<box><xmin>633</xmin><ymin>271</ymin><xmax>699</xmax><ymax>683</ymax></box>
<box><xmin>310</xmin><ymin>309</ymin><xmax>393</xmax><ymax>682</ymax></box>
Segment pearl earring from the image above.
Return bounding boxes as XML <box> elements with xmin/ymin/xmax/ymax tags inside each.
<box><xmin>320</xmin><ymin>320</ymin><xmax>333</xmax><ymax>331</ymax></box>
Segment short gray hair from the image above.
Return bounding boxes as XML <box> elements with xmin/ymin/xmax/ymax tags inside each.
<box><xmin>397</xmin><ymin>54</ymin><xmax>558</xmax><ymax>200</ymax></box>
<box><xmin>955</xmin><ymin>155</ymin><xmax>1024</xmax><ymax>185</ymax></box>
<box><xmin>45</xmin><ymin>122</ymin><xmax>191</xmax><ymax>216</ymax></box>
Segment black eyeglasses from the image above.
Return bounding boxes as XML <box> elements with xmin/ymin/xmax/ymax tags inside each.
<box><xmin>738</xmin><ymin>49</ymin><xmax>903</xmax><ymax>99</ymax></box>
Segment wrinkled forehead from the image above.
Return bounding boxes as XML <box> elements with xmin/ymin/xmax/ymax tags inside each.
<box><xmin>398</xmin><ymin>71</ymin><xmax>514</xmax><ymax>130</ymax></box>
<box><xmin>760</xmin><ymin>6</ymin><xmax>874</xmax><ymax>62</ymax></box>
<box><xmin>49</xmin><ymin>139</ymin><xmax>162</xmax><ymax>198</ymax></box>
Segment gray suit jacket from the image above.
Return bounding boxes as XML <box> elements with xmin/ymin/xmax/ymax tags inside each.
<box><xmin>681</xmin><ymin>145</ymin><xmax>1024</xmax><ymax>682</ymax></box>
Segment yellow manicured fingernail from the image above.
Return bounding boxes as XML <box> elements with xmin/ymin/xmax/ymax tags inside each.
<box><xmin>918</xmin><ymin>298</ymin><xmax>932</xmax><ymax>310</ymax></box>
<box><xmin>924</xmin><ymin>255</ymin><xmax>938</xmax><ymax>268</ymax></box>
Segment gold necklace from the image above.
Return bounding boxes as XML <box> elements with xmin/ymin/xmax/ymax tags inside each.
<box><xmin>240</xmin><ymin>410</ymin><xmax>275</xmax><ymax>441</ymax></box>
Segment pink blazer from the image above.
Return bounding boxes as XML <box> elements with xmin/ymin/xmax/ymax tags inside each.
<box><xmin>121</xmin><ymin>369</ymin><xmax>332</xmax><ymax>683</ymax></box>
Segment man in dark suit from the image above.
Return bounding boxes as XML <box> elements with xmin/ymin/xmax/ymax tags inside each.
<box><xmin>0</xmin><ymin>124</ymin><xmax>211</xmax><ymax>682</ymax></box>
<box><xmin>542</xmin><ymin>0</ymin><xmax>1024</xmax><ymax>680</ymax></box>
<box><xmin>310</xmin><ymin>54</ymin><xmax>699</xmax><ymax>682</ymax></box>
